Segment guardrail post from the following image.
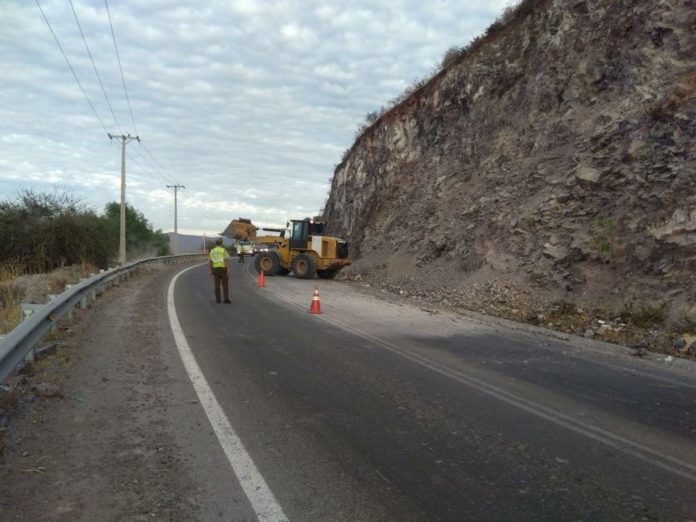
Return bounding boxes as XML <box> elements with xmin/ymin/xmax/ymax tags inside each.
<box><xmin>21</xmin><ymin>303</ymin><xmax>45</xmax><ymax>322</ymax></box>
<box><xmin>20</xmin><ymin>304</ymin><xmax>45</xmax><ymax>364</ymax></box>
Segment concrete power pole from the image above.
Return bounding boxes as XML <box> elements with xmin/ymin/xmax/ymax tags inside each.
<box><xmin>166</xmin><ymin>184</ymin><xmax>185</xmax><ymax>254</ymax></box>
<box><xmin>108</xmin><ymin>133</ymin><xmax>139</xmax><ymax>264</ymax></box>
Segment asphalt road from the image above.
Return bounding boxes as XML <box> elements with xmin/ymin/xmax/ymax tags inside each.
<box><xmin>174</xmin><ymin>261</ymin><xmax>696</xmax><ymax>521</ymax></box>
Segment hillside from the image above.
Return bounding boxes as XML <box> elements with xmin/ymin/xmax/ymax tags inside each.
<box><xmin>323</xmin><ymin>0</ymin><xmax>696</xmax><ymax>352</ymax></box>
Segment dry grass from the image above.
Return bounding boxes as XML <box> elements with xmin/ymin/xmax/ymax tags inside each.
<box><xmin>0</xmin><ymin>262</ymin><xmax>97</xmax><ymax>334</ymax></box>
<box><xmin>0</xmin><ymin>282</ymin><xmax>24</xmax><ymax>334</ymax></box>
<box><xmin>0</xmin><ymin>260</ymin><xmax>24</xmax><ymax>284</ymax></box>
<box><xmin>620</xmin><ymin>301</ymin><xmax>668</xmax><ymax>328</ymax></box>
<box><xmin>0</xmin><ymin>261</ymin><xmax>27</xmax><ymax>332</ymax></box>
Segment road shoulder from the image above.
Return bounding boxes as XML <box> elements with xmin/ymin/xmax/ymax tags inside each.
<box><xmin>0</xmin><ymin>262</ymin><xmax>255</xmax><ymax>521</ymax></box>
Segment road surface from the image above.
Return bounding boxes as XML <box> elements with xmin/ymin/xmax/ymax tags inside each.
<box><xmin>173</xmin><ymin>261</ymin><xmax>696</xmax><ymax>521</ymax></box>
<box><xmin>1</xmin><ymin>260</ymin><xmax>694</xmax><ymax>521</ymax></box>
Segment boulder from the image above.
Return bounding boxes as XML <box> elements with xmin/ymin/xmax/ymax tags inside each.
<box><xmin>575</xmin><ymin>165</ymin><xmax>602</xmax><ymax>183</ymax></box>
<box><xmin>649</xmin><ymin>209</ymin><xmax>696</xmax><ymax>246</ymax></box>
<box><xmin>543</xmin><ymin>242</ymin><xmax>569</xmax><ymax>261</ymax></box>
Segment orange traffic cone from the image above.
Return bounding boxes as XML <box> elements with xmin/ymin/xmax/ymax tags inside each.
<box><xmin>258</xmin><ymin>269</ymin><xmax>265</xmax><ymax>288</ymax></box>
<box><xmin>309</xmin><ymin>288</ymin><xmax>322</xmax><ymax>314</ymax></box>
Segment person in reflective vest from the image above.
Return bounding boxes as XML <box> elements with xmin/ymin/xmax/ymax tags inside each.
<box><xmin>209</xmin><ymin>237</ymin><xmax>230</xmax><ymax>303</ymax></box>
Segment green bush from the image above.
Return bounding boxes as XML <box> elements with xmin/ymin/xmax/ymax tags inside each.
<box><xmin>0</xmin><ymin>190</ymin><xmax>170</xmax><ymax>273</ymax></box>
<box><xmin>0</xmin><ymin>190</ymin><xmax>111</xmax><ymax>272</ymax></box>
<box><xmin>103</xmin><ymin>202</ymin><xmax>170</xmax><ymax>258</ymax></box>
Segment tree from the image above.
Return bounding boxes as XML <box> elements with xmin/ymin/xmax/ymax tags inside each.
<box><xmin>103</xmin><ymin>202</ymin><xmax>171</xmax><ymax>259</ymax></box>
<box><xmin>0</xmin><ymin>190</ymin><xmax>171</xmax><ymax>273</ymax></box>
<box><xmin>0</xmin><ymin>190</ymin><xmax>112</xmax><ymax>272</ymax></box>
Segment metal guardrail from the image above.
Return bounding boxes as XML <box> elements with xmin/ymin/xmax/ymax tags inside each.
<box><xmin>0</xmin><ymin>253</ymin><xmax>207</xmax><ymax>384</ymax></box>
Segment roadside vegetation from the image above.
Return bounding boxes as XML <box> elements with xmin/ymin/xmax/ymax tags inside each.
<box><xmin>0</xmin><ymin>190</ymin><xmax>170</xmax><ymax>333</ymax></box>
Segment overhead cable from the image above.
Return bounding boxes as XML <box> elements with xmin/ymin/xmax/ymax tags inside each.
<box><xmin>125</xmin><ymin>148</ymin><xmax>176</xmax><ymax>186</ymax></box>
<box><xmin>35</xmin><ymin>0</ymin><xmax>109</xmax><ymax>135</ymax></box>
<box><xmin>104</xmin><ymin>0</ymin><xmax>138</xmax><ymax>135</ymax></box>
<box><xmin>69</xmin><ymin>0</ymin><xmax>123</xmax><ymax>134</ymax></box>
<box><xmin>139</xmin><ymin>141</ymin><xmax>182</xmax><ymax>185</ymax></box>
<box><xmin>133</xmin><ymin>146</ymin><xmax>180</xmax><ymax>185</ymax></box>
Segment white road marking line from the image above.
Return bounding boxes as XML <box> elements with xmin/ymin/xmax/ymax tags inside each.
<box><xmin>168</xmin><ymin>264</ymin><xmax>288</xmax><ymax>522</ymax></box>
<box><xmin>259</xmin><ymin>280</ymin><xmax>696</xmax><ymax>483</ymax></box>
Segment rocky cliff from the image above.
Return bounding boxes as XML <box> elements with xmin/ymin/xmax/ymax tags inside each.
<box><xmin>323</xmin><ymin>0</ymin><xmax>696</xmax><ymax>348</ymax></box>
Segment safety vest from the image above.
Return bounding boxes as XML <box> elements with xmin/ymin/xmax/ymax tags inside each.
<box><xmin>209</xmin><ymin>246</ymin><xmax>227</xmax><ymax>268</ymax></box>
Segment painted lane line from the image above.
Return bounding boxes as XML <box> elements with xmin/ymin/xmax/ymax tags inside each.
<box><xmin>262</xmin><ymin>285</ymin><xmax>696</xmax><ymax>483</ymax></box>
<box><xmin>168</xmin><ymin>264</ymin><xmax>288</xmax><ymax>522</ymax></box>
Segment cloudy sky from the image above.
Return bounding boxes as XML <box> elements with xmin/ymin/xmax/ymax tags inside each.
<box><xmin>1</xmin><ymin>0</ymin><xmax>510</xmax><ymax>239</ymax></box>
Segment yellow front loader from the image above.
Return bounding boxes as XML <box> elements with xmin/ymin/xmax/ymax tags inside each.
<box><xmin>223</xmin><ymin>218</ymin><xmax>350</xmax><ymax>279</ymax></box>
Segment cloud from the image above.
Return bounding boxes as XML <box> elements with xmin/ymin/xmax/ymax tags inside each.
<box><xmin>1</xmin><ymin>0</ymin><xmax>508</xmax><ymax>236</ymax></box>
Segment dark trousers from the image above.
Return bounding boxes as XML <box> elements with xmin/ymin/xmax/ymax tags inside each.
<box><xmin>239</xmin><ymin>253</ymin><xmax>244</xmax><ymax>263</ymax></box>
<box><xmin>212</xmin><ymin>267</ymin><xmax>229</xmax><ymax>302</ymax></box>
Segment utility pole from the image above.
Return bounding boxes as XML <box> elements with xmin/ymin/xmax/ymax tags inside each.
<box><xmin>166</xmin><ymin>184</ymin><xmax>185</xmax><ymax>254</ymax></box>
<box><xmin>108</xmin><ymin>133</ymin><xmax>139</xmax><ymax>264</ymax></box>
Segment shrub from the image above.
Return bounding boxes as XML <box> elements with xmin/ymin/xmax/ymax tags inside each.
<box><xmin>0</xmin><ymin>190</ymin><xmax>111</xmax><ymax>272</ymax></box>
<box><xmin>593</xmin><ymin>217</ymin><xmax>617</xmax><ymax>256</ymax></box>
<box><xmin>441</xmin><ymin>46</ymin><xmax>464</xmax><ymax>69</ymax></box>
<box><xmin>103</xmin><ymin>202</ymin><xmax>170</xmax><ymax>258</ymax></box>
<box><xmin>620</xmin><ymin>301</ymin><xmax>668</xmax><ymax>327</ymax></box>
<box><xmin>0</xmin><ymin>190</ymin><xmax>170</xmax><ymax>273</ymax></box>
<box><xmin>634</xmin><ymin>303</ymin><xmax>668</xmax><ymax>327</ymax></box>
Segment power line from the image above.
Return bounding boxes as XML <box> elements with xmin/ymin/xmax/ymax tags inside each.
<box><xmin>39</xmin><ymin>0</ymin><xmax>184</xmax><ymax>191</ymax></box>
<box><xmin>68</xmin><ymin>0</ymin><xmax>123</xmax><ymax>134</ymax></box>
<box><xmin>35</xmin><ymin>0</ymin><xmax>109</xmax><ymax>135</ymax></box>
<box><xmin>125</xmin><ymin>149</ymin><xmax>176</xmax><ymax>186</ymax></box>
<box><xmin>101</xmin><ymin>1</ymin><xmax>183</xmax><ymax>188</ymax></box>
<box><xmin>104</xmin><ymin>0</ymin><xmax>138</xmax><ymax>135</ymax></box>
<box><xmin>140</xmin><ymin>141</ymin><xmax>181</xmax><ymax>184</ymax></box>
<box><xmin>132</xmin><ymin>146</ymin><xmax>179</xmax><ymax>185</ymax></box>
<box><xmin>140</xmin><ymin>142</ymin><xmax>165</xmax><ymax>170</ymax></box>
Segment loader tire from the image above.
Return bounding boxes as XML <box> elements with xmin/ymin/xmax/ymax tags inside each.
<box><xmin>317</xmin><ymin>269</ymin><xmax>339</xmax><ymax>280</ymax></box>
<box><xmin>292</xmin><ymin>253</ymin><xmax>317</xmax><ymax>279</ymax></box>
<box><xmin>255</xmin><ymin>251</ymin><xmax>281</xmax><ymax>276</ymax></box>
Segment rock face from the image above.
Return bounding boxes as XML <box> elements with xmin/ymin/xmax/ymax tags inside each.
<box><xmin>323</xmin><ymin>0</ymin><xmax>696</xmax><ymax>313</ymax></box>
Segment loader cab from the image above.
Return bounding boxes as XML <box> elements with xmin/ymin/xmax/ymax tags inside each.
<box><xmin>288</xmin><ymin>219</ymin><xmax>325</xmax><ymax>249</ymax></box>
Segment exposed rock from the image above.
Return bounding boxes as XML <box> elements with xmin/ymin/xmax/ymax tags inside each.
<box><xmin>649</xmin><ymin>209</ymin><xmax>696</xmax><ymax>246</ymax></box>
<box><xmin>597</xmin><ymin>324</ymin><xmax>614</xmax><ymax>335</ymax></box>
<box><xmin>543</xmin><ymin>243</ymin><xmax>569</xmax><ymax>262</ymax></box>
<box><xmin>687</xmin><ymin>342</ymin><xmax>696</xmax><ymax>358</ymax></box>
<box><xmin>324</xmin><ymin>0</ymin><xmax>696</xmax><ymax>352</ymax></box>
<box><xmin>575</xmin><ymin>166</ymin><xmax>601</xmax><ymax>184</ymax></box>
